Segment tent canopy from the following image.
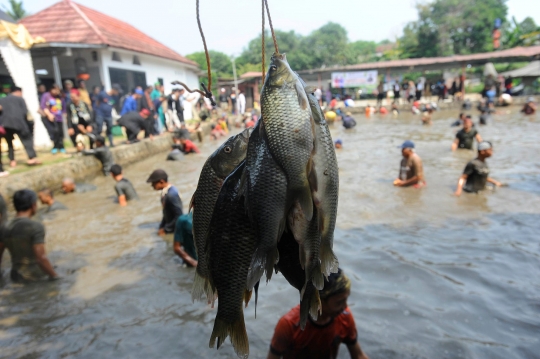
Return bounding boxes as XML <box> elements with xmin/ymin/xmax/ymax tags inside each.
<box><xmin>0</xmin><ymin>20</ymin><xmax>44</xmax><ymax>50</ymax></box>
<box><xmin>501</xmin><ymin>61</ymin><xmax>540</xmax><ymax>78</ymax></box>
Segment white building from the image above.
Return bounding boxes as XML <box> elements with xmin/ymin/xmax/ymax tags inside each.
<box><xmin>21</xmin><ymin>0</ymin><xmax>200</xmax><ymax>133</ymax></box>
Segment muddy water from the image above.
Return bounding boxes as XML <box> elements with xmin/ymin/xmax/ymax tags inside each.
<box><xmin>1</xmin><ymin>109</ymin><xmax>539</xmax><ymax>359</ymax></box>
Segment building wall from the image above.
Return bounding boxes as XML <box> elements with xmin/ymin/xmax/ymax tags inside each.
<box><xmin>99</xmin><ymin>48</ymin><xmax>199</xmax><ymax>119</ymax></box>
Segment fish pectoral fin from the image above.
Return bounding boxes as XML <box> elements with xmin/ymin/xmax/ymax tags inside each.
<box><xmin>320</xmin><ymin>242</ymin><xmax>339</xmax><ymax>277</ymax></box>
<box><xmin>308</xmin><ymin>163</ymin><xmax>319</xmax><ymax>195</ymax></box>
<box><xmin>297</xmin><ymin>185</ymin><xmax>314</xmax><ymax>222</ymax></box>
<box><xmin>243</xmin><ymin>289</ymin><xmax>252</xmax><ymax>308</ymax></box>
<box><xmin>192</xmin><ymin>271</ymin><xmax>213</xmax><ymax>303</ymax></box>
<box><xmin>188</xmin><ymin>192</ymin><xmax>196</xmax><ymax>212</ymax></box>
<box><xmin>295</xmin><ymin>80</ymin><xmax>309</xmax><ymax>110</ymax></box>
<box><xmin>209</xmin><ymin>315</ymin><xmax>249</xmax><ymax>358</ymax></box>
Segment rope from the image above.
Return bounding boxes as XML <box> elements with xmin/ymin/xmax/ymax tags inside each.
<box><xmin>261</xmin><ymin>0</ymin><xmax>266</xmax><ymax>84</ymax></box>
<box><xmin>194</xmin><ymin>0</ymin><xmax>215</xmax><ymax>106</ymax></box>
<box><xmin>264</xmin><ymin>0</ymin><xmax>279</xmax><ymax>55</ymax></box>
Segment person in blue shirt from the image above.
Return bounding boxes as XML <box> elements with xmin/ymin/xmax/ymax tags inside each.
<box><xmin>120</xmin><ymin>89</ymin><xmax>143</xmax><ymax>115</ymax></box>
<box><xmin>173</xmin><ymin>213</ymin><xmax>198</xmax><ymax>267</ymax></box>
<box><xmin>95</xmin><ymin>88</ymin><xmax>118</xmax><ymax>147</ymax></box>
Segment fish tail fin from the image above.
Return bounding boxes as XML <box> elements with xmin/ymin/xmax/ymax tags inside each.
<box><xmin>299</xmin><ymin>283</ymin><xmax>322</xmax><ymax>330</ymax></box>
<box><xmin>296</xmin><ymin>184</ymin><xmax>314</xmax><ymax>221</ymax></box>
<box><xmin>254</xmin><ymin>281</ymin><xmax>260</xmax><ymax>319</ymax></box>
<box><xmin>209</xmin><ymin>314</ymin><xmax>249</xmax><ymax>358</ymax></box>
<box><xmin>192</xmin><ymin>271</ymin><xmax>211</xmax><ymax>303</ymax></box>
<box><xmin>246</xmin><ymin>249</ymin><xmax>266</xmax><ymax>291</ymax></box>
<box><xmin>243</xmin><ymin>289</ymin><xmax>252</xmax><ymax>308</ymax></box>
<box><xmin>311</xmin><ymin>261</ymin><xmax>325</xmax><ymax>291</ymax></box>
<box><xmin>264</xmin><ymin>246</ymin><xmax>279</xmax><ymax>283</ymax></box>
<box><xmin>320</xmin><ymin>241</ymin><xmax>339</xmax><ymax>277</ymax></box>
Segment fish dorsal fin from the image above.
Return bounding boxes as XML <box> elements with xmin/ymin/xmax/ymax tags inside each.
<box><xmin>304</xmin><ymin>86</ymin><xmax>317</xmax><ymax>94</ymax></box>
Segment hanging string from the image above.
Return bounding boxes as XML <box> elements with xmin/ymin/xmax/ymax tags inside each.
<box><xmin>264</xmin><ymin>0</ymin><xmax>279</xmax><ymax>55</ymax></box>
<box><xmin>261</xmin><ymin>0</ymin><xmax>266</xmax><ymax>84</ymax></box>
<box><xmin>173</xmin><ymin>0</ymin><xmax>215</xmax><ymax>106</ymax></box>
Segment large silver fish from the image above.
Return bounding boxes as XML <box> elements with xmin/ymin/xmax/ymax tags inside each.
<box><xmin>302</xmin><ymin>82</ymin><xmax>340</xmax><ymax>276</ymax></box>
<box><xmin>191</xmin><ymin>130</ymin><xmax>250</xmax><ymax>303</ymax></box>
<box><xmin>261</xmin><ymin>53</ymin><xmax>315</xmax><ymax>222</ymax></box>
<box><xmin>207</xmin><ymin>161</ymin><xmax>255</xmax><ymax>359</ymax></box>
<box><xmin>243</xmin><ymin>120</ymin><xmax>289</xmax><ymax>288</ymax></box>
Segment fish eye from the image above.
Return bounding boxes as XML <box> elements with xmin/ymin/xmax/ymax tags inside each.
<box><xmin>224</xmin><ymin>146</ymin><xmax>232</xmax><ymax>153</ymax></box>
<box><xmin>270</xmin><ymin>65</ymin><xmax>277</xmax><ymax>71</ymax></box>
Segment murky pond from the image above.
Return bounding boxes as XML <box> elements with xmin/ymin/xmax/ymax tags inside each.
<box><xmin>1</xmin><ymin>108</ymin><xmax>539</xmax><ymax>359</ymax></box>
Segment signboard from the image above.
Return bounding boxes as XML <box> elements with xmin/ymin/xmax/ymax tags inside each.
<box><xmin>331</xmin><ymin>71</ymin><xmax>378</xmax><ymax>93</ymax></box>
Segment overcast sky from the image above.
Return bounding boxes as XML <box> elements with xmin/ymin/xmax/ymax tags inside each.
<box><xmin>20</xmin><ymin>0</ymin><xmax>540</xmax><ymax>57</ymax></box>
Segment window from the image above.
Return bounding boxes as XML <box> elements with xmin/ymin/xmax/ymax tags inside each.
<box><xmin>133</xmin><ymin>55</ymin><xmax>141</xmax><ymax>65</ymax></box>
<box><xmin>112</xmin><ymin>52</ymin><xmax>122</xmax><ymax>62</ymax></box>
<box><xmin>109</xmin><ymin>68</ymin><xmax>147</xmax><ymax>94</ymax></box>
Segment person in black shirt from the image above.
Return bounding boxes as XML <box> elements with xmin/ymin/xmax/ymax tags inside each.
<box><xmin>37</xmin><ymin>188</ymin><xmax>68</xmax><ymax>213</ymax></box>
<box><xmin>82</xmin><ymin>135</ymin><xmax>114</xmax><ymax>175</ymax></box>
<box><xmin>66</xmin><ymin>89</ymin><xmax>94</xmax><ymax>147</ymax></box>
<box><xmin>111</xmin><ymin>164</ymin><xmax>138</xmax><ymax>206</ymax></box>
<box><xmin>452</xmin><ymin>117</ymin><xmax>482</xmax><ymax>150</ymax></box>
<box><xmin>0</xmin><ymin>86</ymin><xmax>41</xmax><ymax>168</ymax></box>
<box><xmin>146</xmin><ymin>169</ymin><xmax>183</xmax><ymax>235</ymax></box>
<box><xmin>118</xmin><ymin>109</ymin><xmax>153</xmax><ymax>143</ymax></box>
<box><xmin>0</xmin><ymin>189</ymin><xmax>59</xmax><ymax>282</ymax></box>
<box><xmin>454</xmin><ymin>142</ymin><xmax>503</xmax><ymax>196</ymax></box>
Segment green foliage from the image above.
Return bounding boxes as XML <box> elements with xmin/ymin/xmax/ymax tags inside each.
<box><xmin>399</xmin><ymin>0</ymin><xmax>508</xmax><ymax>58</ymax></box>
<box><xmin>3</xmin><ymin>0</ymin><xmax>27</xmax><ymax>20</ymax></box>
<box><xmin>503</xmin><ymin>17</ymin><xmax>540</xmax><ymax>47</ymax></box>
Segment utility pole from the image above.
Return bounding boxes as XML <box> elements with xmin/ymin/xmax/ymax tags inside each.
<box><xmin>231</xmin><ymin>56</ymin><xmax>239</xmax><ymax>118</ymax></box>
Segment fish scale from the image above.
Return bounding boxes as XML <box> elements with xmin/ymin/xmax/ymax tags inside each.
<box><xmin>243</xmin><ymin>120</ymin><xmax>288</xmax><ymax>288</ymax></box>
<box><xmin>207</xmin><ymin>162</ymin><xmax>255</xmax><ymax>359</ymax></box>
<box><xmin>191</xmin><ymin>131</ymin><xmax>250</xmax><ymax>303</ymax></box>
<box><xmin>262</xmin><ymin>83</ymin><xmax>313</xmax><ymax>198</ymax></box>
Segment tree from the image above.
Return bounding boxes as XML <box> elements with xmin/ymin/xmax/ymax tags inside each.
<box><xmin>504</xmin><ymin>17</ymin><xmax>540</xmax><ymax>48</ymax></box>
<box><xmin>3</xmin><ymin>0</ymin><xmax>27</xmax><ymax>21</ymax></box>
<box><xmin>348</xmin><ymin>40</ymin><xmax>377</xmax><ymax>63</ymax></box>
<box><xmin>398</xmin><ymin>0</ymin><xmax>508</xmax><ymax>58</ymax></box>
<box><xmin>301</xmin><ymin>22</ymin><xmax>352</xmax><ymax>68</ymax></box>
<box><xmin>186</xmin><ymin>50</ymin><xmax>233</xmax><ymax>94</ymax></box>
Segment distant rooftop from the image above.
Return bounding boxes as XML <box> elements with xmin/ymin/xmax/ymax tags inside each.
<box><xmin>240</xmin><ymin>71</ymin><xmax>263</xmax><ymax>79</ymax></box>
<box><xmin>20</xmin><ymin>0</ymin><xmax>197</xmax><ymax>67</ymax></box>
<box><xmin>0</xmin><ymin>10</ymin><xmax>15</xmax><ymax>23</ymax></box>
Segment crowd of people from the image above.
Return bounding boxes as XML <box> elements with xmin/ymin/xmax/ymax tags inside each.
<box><xmin>0</xmin><ymin>74</ymin><xmax>537</xmax><ymax>359</ymax></box>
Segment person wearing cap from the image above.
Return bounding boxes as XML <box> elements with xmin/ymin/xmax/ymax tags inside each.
<box><xmin>118</xmin><ymin>109</ymin><xmax>153</xmax><ymax>143</ymax></box>
<box><xmin>521</xmin><ymin>97</ymin><xmax>536</xmax><ymax>115</ymax></box>
<box><xmin>120</xmin><ymin>89</ymin><xmax>143</xmax><ymax>116</ymax></box>
<box><xmin>342</xmin><ymin>112</ymin><xmax>357</xmax><ymax>129</ymax></box>
<box><xmin>454</xmin><ymin>141</ymin><xmax>503</xmax><ymax>196</ymax></box>
<box><xmin>0</xmin><ymin>83</ymin><xmax>11</xmax><ymax>98</ymax></box>
<box><xmin>146</xmin><ymin>169</ymin><xmax>183</xmax><ymax>235</ymax></box>
<box><xmin>267</xmin><ymin>269</ymin><xmax>370</xmax><ymax>359</ymax></box>
<box><xmin>66</xmin><ymin>89</ymin><xmax>94</xmax><ymax>148</ymax></box>
<box><xmin>452</xmin><ymin>116</ymin><xmax>482</xmax><ymax>151</ymax></box>
<box><xmin>0</xmin><ymin>86</ymin><xmax>41</xmax><ymax>170</ymax></box>
<box><xmin>334</xmin><ymin>139</ymin><xmax>343</xmax><ymax>149</ymax></box>
<box><xmin>394</xmin><ymin>140</ymin><xmax>425</xmax><ymax>188</ymax></box>
<box><xmin>82</xmin><ymin>135</ymin><xmax>114</xmax><ymax>175</ymax></box>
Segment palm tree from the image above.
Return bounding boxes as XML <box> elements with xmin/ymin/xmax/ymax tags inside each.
<box><xmin>3</xmin><ymin>0</ymin><xmax>27</xmax><ymax>21</ymax></box>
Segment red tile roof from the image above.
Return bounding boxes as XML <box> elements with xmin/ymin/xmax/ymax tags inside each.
<box><xmin>20</xmin><ymin>0</ymin><xmax>197</xmax><ymax>67</ymax></box>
